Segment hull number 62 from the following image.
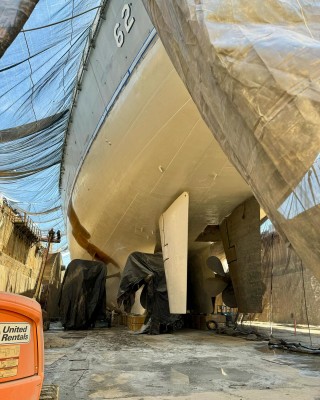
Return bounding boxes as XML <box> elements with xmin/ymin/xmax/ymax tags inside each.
<box><xmin>114</xmin><ymin>3</ymin><xmax>135</xmax><ymax>48</ymax></box>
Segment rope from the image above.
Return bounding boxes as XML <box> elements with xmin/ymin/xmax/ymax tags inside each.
<box><xmin>21</xmin><ymin>6</ymin><xmax>102</xmax><ymax>32</ymax></box>
<box><xmin>269</xmin><ymin>232</ymin><xmax>274</xmax><ymax>336</ymax></box>
<box><xmin>300</xmin><ymin>260</ymin><xmax>313</xmax><ymax>346</ymax></box>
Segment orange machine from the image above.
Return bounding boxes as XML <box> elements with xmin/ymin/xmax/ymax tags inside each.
<box><xmin>0</xmin><ymin>292</ymin><xmax>44</xmax><ymax>400</ymax></box>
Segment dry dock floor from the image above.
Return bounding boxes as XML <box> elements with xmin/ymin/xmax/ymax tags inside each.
<box><xmin>44</xmin><ymin>325</ymin><xmax>320</xmax><ymax>400</ymax></box>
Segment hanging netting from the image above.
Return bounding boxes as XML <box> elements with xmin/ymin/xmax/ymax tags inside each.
<box><xmin>0</xmin><ymin>0</ymin><xmax>103</xmax><ymax>252</ymax></box>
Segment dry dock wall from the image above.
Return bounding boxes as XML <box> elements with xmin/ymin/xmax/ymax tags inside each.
<box><xmin>0</xmin><ymin>203</ymin><xmax>43</xmax><ymax>294</ymax></box>
<box><xmin>256</xmin><ymin>232</ymin><xmax>320</xmax><ymax>326</ymax></box>
<box><xmin>40</xmin><ymin>252</ymin><xmax>63</xmax><ymax>319</ymax></box>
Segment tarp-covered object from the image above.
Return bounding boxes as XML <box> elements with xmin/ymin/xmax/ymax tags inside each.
<box><xmin>0</xmin><ymin>0</ymin><xmax>38</xmax><ymax>58</ymax></box>
<box><xmin>59</xmin><ymin>259</ymin><xmax>107</xmax><ymax>330</ymax></box>
<box><xmin>117</xmin><ymin>252</ymin><xmax>182</xmax><ymax>334</ymax></box>
<box><xmin>143</xmin><ymin>0</ymin><xmax>320</xmax><ymax>281</ymax></box>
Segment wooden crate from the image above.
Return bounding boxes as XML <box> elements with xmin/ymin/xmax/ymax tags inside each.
<box><xmin>112</xmin><ymin>313</ymin><xmax>121</xmax><ymax>327</ymax></box>
<box><xmin>206</xmin><ymin>314</ymin><xmax>226</xmax><ymax>324</ymax></box>
<box><xmin>206</xmin><ymin>313</ymin><xmax>227</xmax><ymax>329</ymax></box>
<box><xmin>121</xmin><ymin>313</ymin><xmax>128</xmax><ymax>326</ymax></box>
<box><xmin>191</xmin><ymin>314</ymin><xmax>207</xmax><ymax>330</ymax></box>
<box><xmin>127</xmin><ymin>314</ymin><xmax>145</xmax><ymax>332</ymax></box>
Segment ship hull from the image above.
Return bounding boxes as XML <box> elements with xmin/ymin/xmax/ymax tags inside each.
<box><xmin>61</xmin><ymin>1</ymin><xmax>252</xmax><ymax>309</ymax></box>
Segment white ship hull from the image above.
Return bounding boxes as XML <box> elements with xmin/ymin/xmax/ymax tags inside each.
<box><xmin>61</xmin><ymin>1</ymin><xmax>252</xmax><ymax>309</ymax></box>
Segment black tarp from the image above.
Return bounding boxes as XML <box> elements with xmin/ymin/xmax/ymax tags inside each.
<box><xmin>59</xmin><ymin>259</ymin><xmax>107</xmax><ymax>330</ymax></box>
<box><xmin>117</xmin><ymin>252</ymin><xmax>182</xmax><ymax>334</ymax></box>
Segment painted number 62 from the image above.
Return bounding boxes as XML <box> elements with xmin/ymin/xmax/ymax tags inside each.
<box><xmin>114</xmin><ymin>4</ymin><xmax>135</xmax><ymax>48</ymax></box>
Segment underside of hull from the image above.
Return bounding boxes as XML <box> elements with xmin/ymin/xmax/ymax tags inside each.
<box><xmin>62</xmin><ymin>38</ymin><xmax>252</xmax><ymax>308</ymax></box>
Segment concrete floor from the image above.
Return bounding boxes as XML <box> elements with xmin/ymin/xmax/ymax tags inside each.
<box><xmin>44</xmin><ymin>326</ymin><xmax>320</xmax><ymax>400</ymax></box>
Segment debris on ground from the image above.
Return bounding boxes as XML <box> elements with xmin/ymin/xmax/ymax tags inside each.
<box><xmin>268</xmin><ymin>338</ymin><xmax>320</xmax><ymax>354</ymax></box>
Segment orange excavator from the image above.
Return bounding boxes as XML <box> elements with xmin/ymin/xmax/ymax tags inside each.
<box><xmin>0</xmin><ymin>228</ymin><xmax>60</xmax><ymax>399</ymax></box>
<box><xmin>0</xmin><ymin>292</ymin><xmax>44</xmax><ymax>400</ymax></box>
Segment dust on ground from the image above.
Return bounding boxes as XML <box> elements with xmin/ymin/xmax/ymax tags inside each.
<box><xmin>43</xmin><ymin>325</ymin><xmax>320</xmax><ymax>400</ymax></box>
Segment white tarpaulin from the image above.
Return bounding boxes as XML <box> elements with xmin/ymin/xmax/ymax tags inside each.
<box><xmin>143</xmin><ymin>0</ymin><xmax>320</xmax><ymax>280</ymax></box>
